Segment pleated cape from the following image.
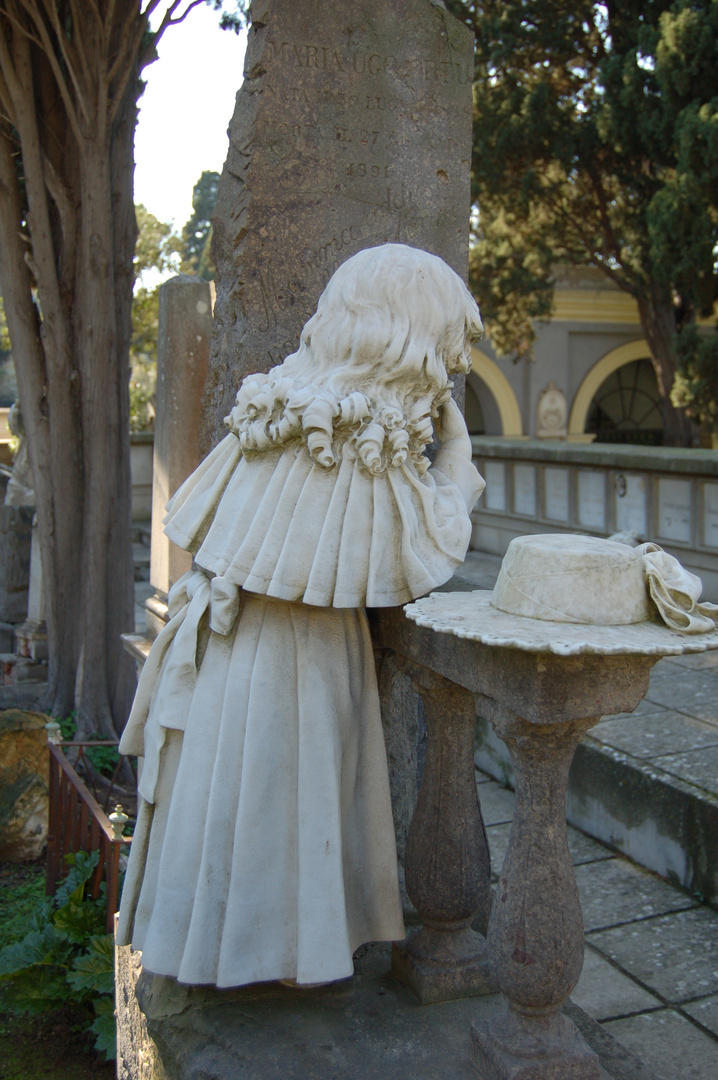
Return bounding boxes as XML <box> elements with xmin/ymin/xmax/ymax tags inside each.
<box><xmin>163</xmin><ymin>432</ymin><xmax>486</xmax><ymax>609</ymax></box>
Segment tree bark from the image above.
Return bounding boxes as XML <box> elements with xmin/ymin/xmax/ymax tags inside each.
<box><xmin>0</xmin><ymin>2</ymin><xmax>155</xmax><ymax>736</ymax></box>
<box><xmin>636</xmin><ymin>287</ymin><xmax>695</xmax><ymax>448</ymax></box>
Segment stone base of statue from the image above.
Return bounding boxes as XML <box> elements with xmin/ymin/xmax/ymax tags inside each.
<box><xmin>115</xmin><ymin>942</ymin><xmax>659</xmax><ymax>1080</ymax></box>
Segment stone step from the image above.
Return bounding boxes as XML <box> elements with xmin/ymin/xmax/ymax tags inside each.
<box><xmin>116</xmin><ymin>941</ymin><xmax>659</xmax><ymax>1080</ymax></box>
<box><xmin>462</xmin><ymin>549</ymin><xmax>718</xmax><ymax>904</ymax></box>
<box><xmin>473</xmin><ymin>653</ymin><xmax>718</xmax><ymax>904</ymax></box>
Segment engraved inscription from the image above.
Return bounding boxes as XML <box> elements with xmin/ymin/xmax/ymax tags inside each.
<box><xmin>577</xmin><ymin>470</ymin><xmax>605</xmax><ymax>530</ymax></box>
<box><xmin>543</xmin><ymin>467</ymin><xmax>569</xmax><ymax>522</ymax></box>
<box><xmin>484</xmin><ymin>462</ymin><xmax>506</xmax><ymax>512</ymax></box>
<box><xmin>514</xmin><ymin>465</ymin><xmax>537</xmax><ymax>517</ymax></box>
<box><xmin>266</xmin><ymin>39</ymin><xmax>472</xmax><ymax>85</ymax></box>
<box><xmin>658</xmin><ymin>478</ymin><xmax>692</xmax><ymax>544</ymax></box>
<box><xmin>205</xmin><ymin>0</ymin><xmax>474</xmax><ymax>442</ymax></box>
<box><xmin>703</xmin><ymin>483</ymin><xmax>718</xmax><ymax>549</ymax></box>
<box><xmin>614</xmin><ymin>473</ymin><xmax>647</xmax><ymax>536</ymax></box>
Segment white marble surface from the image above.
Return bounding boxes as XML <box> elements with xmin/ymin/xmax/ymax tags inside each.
<box><xmin>117</xmin><ymin>244</ymin><xmax>487</xmax><ymax>988</ymax></box>
<box><xmin>577</xmin><ymin>469</ymin><xmax>606</xmax><ymax>530</ymax></box>
<box><xmin>658</xmin><ymin>477</ymin><xmax>692</xmax><ymax>543</ymax></box>
<box><xmin>704</xmin><ymin>482</ymin><xmax>718</xmax><ymax>549</ymax></box>
<box><xmin>513</xmin><ymin>463</ymin><xmax>537</xmax><ymax>517</ymax></box>
<box><xmin>543</xmin><ymin>467</ymin><xmax>570</xmax><ymax>522</ymax></box>
<box><xmin>408</xmin><ymin>528</ymin><xmax>718</xmax><ymax>656</ymax></box>
<box><xmin>614</xmin><ymin>473</ymin><xmax>647</xmax><ymax>537</ymax></box>
<box><xmin>405</xmin><ymin>590</ymin><xmax>718</xmax><ymax>656</ymax></box>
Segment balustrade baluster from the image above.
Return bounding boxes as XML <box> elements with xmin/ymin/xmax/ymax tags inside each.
<box><xmin>392</xmin><ymin>664</ymin><xmax>495</xmax><ymax>1004</ymax></box>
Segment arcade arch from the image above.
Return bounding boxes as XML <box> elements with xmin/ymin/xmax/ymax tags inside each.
<box><xmin>468</xmin><ymin>347</ymin><xmax>523</xmax><ymax>437</ymax></box>
<box><xmin>568</xmin><ymin>340</ymin><xmax>663</xmax><ymax>444</ymax></box>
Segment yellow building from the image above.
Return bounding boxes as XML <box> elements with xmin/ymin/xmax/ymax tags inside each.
<box><xmin>467</xmin><ymin>266</ymin><xmax>664</xmax><ymax>444</ymax></box>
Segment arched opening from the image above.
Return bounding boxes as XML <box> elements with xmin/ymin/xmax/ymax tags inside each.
<box><xmin>586</xmin><ymin>359</ymin><xmax>663</xmax><ymax>445</ymax></box>
<box><xmin>568</xmin><ymin>339</ymin><xmax>664</xmax><ymax>445</ymax></box>
<box><xmin>469</xmin><ymin>348</ymin><xmax>523</xmax><ymax>436</ymax></box>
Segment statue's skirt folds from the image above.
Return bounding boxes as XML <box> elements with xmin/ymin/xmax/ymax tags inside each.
<box><xmin>116</xmin><ymin>590</ymin><xmax>405</xmax><ymax>987</ymax></box>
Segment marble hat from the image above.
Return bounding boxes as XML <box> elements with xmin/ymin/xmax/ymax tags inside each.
<box><xmin>405</xmin><ymin>533</ymin><xmax>718</xmax><ymax>657</ymax></box>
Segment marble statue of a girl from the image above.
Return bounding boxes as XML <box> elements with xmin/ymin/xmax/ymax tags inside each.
<box><xmin>117</xmin><ymin>243</ymin><xmax>486</xmax><ymax>988</ymax></box>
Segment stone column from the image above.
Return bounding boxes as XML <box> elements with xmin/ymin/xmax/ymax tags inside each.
<box><xmin>392</xmin><ymin>665</ymin><xmax>495</xmax><ymax>1003</ymax></box>
<box><xmin>471</xmin><ymin>697</ymin><xmax>600</xmax><ymax>1080</ymax></box>
<box><xmin>146</xmin><ymin>276</ymin><xmax>212</xmax><ymax>636</ymax></box>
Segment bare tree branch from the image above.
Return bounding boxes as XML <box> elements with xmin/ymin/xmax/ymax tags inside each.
<box><xmin>0</xmin><ymin>4</ymin><xmax>44</xmax><ymax>53</ymax></box>
<box><xmin>4</xmin><ymin>0</ymin><xmax>83</xmax><ymax>140</ymax></box>
<box><xmin>42</xmin><ymin>150</ymin><xmax>76</xmax><ymax>274</ymax></box>
<box><xmin>32</xmin><ymin>0</ymin><xmax>91</xmax><ymax>126</ymax></box>
<box><xmin>68</xmin><ymin>0</ymin><xmax>94</xmax><ymax>87</ymax></box>
<box><xmin>162</xmin><ymin>0</ymin><xmax>206</xmax><ymax>31</ymax></box>
<box><xmin>0</xmin><ymin>9</ymin><xmax>25</xmax><ymax>108</ymax></box>
<box><xmin>0</xmin><ymin>44</ymin><xmax>18</xmax><ymax>125</ymax></box>
<box><xmin>108</xmin><ymin>0</ymin><xmax>198</xmax><ymax>125</ymax></box>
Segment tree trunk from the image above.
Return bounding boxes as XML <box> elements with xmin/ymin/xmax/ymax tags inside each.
<box><xmin>0</xmin><ymin>2</ymin><xmax>143</xmax><ymax>737</ymax></box>
<box><xmin>72</xmin><ymin>103</ymin><xmax>137</xmax><ymax>739</ymax></box>
<box><xmin>637</xmin><ymin>284</ymin><xmax>695</xmax><ymax>447</ymax></box>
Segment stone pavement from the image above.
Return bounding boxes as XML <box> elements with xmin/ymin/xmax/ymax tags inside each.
<box><xmin>477</xmin><ymin>768</ymin><xmax>718</xmax><ymax>1080</ymax></box>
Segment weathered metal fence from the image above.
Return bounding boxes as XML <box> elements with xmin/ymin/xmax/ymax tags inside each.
<box><xmin>46</xmin><ymin>741</ymin><xmax>134</xmax><ymax>933</ymax></box>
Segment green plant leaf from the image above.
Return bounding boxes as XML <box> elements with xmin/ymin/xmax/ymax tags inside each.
<box><xmin>91</xmin><ymin>994</ymin><xmax>117</xmax><ymax>1060</ymax></box>
<box><xmin>0</xmin><ymin>928</ymin><xmax>72</xmax><ymax>979</ymax></box>
<box><xmin>0</xmin><ymin>965</ymin><xmax>70</xmax><ymax>1015</ymax></box>
<box><xmin>53</xmin><ymin>850</ymin><xmax>99</xmax><ymax>908</ymax></box>
<box><xmin>67</xmin><ymin>935</ymin><xmax>115</xmax><ymax>995</ymax></box>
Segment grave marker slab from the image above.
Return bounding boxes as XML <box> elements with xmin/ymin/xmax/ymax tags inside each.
<box><xmin>203</xmin><ymin>0</ymin><xmax>474</xmax><ymax>447</ymax></box>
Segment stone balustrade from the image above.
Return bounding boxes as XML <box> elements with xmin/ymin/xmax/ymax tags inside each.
<box><xmin>471</xmin><ymin>437</ymin><xmax>718</xmax><ymax>602</ymax></box>
<box><xmin>370</xmin><ymin>599</ymin><xmax>669</xmax><ymax>1080</ymax></box>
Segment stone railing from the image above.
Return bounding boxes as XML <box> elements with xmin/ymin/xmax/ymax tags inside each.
<box><xmin>370</xmin><ymin>595</ymin><xmax>663</xmax><ymax>1078</ymax></box>
<box><xmin>471</xmin><ymin>437</ymin><xmax>718</xmax><ymax>601</ymax></box>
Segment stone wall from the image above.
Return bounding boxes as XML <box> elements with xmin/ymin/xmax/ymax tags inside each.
<box><xmin>0</xmin><ymin>709</ymin><xmax>48</xmax><ymax>861</ymax></box>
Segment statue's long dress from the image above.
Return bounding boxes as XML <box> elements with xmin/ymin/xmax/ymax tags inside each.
<box><xmin>117</xmin><ymin>432</ymin><xmax>484</xmax><ymax>987</ymax></box>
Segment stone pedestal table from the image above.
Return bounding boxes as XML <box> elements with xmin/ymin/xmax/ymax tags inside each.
<box><xmin>402</xmin><ymin>590</ymin><xmax>718</xmax><ymax>1080</ymax></box>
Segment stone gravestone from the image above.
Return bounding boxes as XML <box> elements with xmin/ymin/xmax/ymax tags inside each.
<box><xmin>149</xmin><ymin>276</ymin><xmax>213</xmax><ymax>606</ymax></box>
<box><xmin>202</xmin><ymin>0</ymin><xmax>474</xmax><ymax>449</ymax></box>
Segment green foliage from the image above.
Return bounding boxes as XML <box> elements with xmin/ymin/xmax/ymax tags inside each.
<box><xmin>0</xmin><ymin>295</ymin><xmax>10</xmax><ymax>352</ymax></box>
<box><xmin>130</xmin><ymin>204</ymin><xmax>182</xmax><ymax>432</ymax></box>
<box><xmin>0</xmin><ymin>864</ymin><xmax>46</xmax><ymax>955</ymax></box>
<box><xmin>672</xmin><ymin>325</ymin><xmax>718</xmax><ymax>430</ymax></box>
<box><xmin>57</xmin><ymin>712</ymin><xmax>121</xmax><ymax>778</ymax></box>
<box><xmin>446</xmin><ymin>1</ymin><xmax>718</xmax><ymax>439</ymax></box>
<box><xmin>181</xmin><ymin>170</ymin><xmax>220</xmax><ymax>279</ymax></box>
<box><xmin>0</xmin><ymin>852</ymin><xmax>116</xmax><ymax>1060</ymax></box>
<box><xmin>90</xmin><ymin>994</ymin><xmax>118</xmax><ymax>1060</ymax></box>
<box><xmin>206</xmin><ymin>0</ymin><xmax>250</xmax><ymax>33</ymax></box>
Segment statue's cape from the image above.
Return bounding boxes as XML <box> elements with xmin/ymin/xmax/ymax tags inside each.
<box><xmin>163</xmin><ymin>433</ymin><xmax>485</xmax><ymax>608</ymax></box>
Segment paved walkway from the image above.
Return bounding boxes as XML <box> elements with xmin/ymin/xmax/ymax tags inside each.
<box><xmin>477</xmin><ymin>768</ymin><xmax>718</xmax><ymax>1080</ymax></box>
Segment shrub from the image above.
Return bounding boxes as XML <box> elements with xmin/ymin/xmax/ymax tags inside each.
<box><xmin>0</xmin><ymin>851</ymin><xmax>116</xmax><ymax>1060</ymax></box>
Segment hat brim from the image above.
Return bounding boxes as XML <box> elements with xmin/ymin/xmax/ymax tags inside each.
<box><xmin>405</xmin><ymin>590</ymin><xmax>718</xmax><ymax>658</ymax></box>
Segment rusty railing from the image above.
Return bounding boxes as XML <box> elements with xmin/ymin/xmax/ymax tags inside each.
<box><xmin>46</xmin><ymin>741</ymin><xmax>133</xmax><ymax>933</ymax></box>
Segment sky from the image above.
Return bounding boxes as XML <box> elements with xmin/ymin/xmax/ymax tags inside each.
<box><xmin>134</xmin><ymin>3</ymin><xmax>248</xmax><ymax>231</ymax></box>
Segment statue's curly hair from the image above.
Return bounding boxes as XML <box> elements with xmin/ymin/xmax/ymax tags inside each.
<box><xmin>225</xmin><ymin>244</ymin><xmax>483</xmax><ymax>476</ymax></box>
